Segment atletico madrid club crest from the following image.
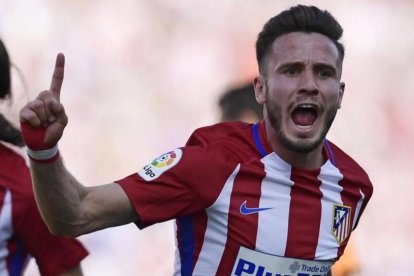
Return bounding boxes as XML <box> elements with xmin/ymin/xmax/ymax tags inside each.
<box><xmin>332</xmin><ymin>204</ymin><xmax>352</xmax><ymax>244</ymax></box>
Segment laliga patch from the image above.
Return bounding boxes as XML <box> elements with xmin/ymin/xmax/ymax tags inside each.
<box><xmin>138</xmin><ymin>149</ymin><xmax>182</xmax><ymax>181</ymax></box>
<box><xmin>332</xmin><ymin>204</ymin><xmax>352</xmax><ymax>244</ymax></box>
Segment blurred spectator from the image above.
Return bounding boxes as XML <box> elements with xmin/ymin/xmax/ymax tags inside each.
<box><xmin>219</xmin><ymin>83</ymin><xmax>262</xmax><ymax>123</ymax></box>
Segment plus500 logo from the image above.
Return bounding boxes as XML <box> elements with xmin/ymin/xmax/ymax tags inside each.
<box><xmin>234</xmin><ymin>258</ymin><xmax>329</xmax><ymax>276</ymax></box>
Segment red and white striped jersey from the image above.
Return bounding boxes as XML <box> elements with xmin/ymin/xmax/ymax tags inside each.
<box><xmin>0</xmin><ymin>143</ymin><xmax>88</xmax><ymax>276</ymax></box>
<box><xmin>117</xmin><ymin>121</ymin><xmax>373</xmax><ymax>275</ymax></box>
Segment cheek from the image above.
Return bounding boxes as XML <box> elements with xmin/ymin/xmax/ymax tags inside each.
<box><xmin>320</xmin><ymin>83</ymin><xmax>342</xmax><ymax>106</ymax></box>
<box><xmin>266</xmin><ymin>89</ymin><xmax>283</xmax><ymax>106</ymax></box>
<box><xmin>330</xmin><ymin>89</ymin><xmax>343</xmax><ymax>106</ymax></box>
<box><xmin>323</xmin><ymin>95</ymin><xmax>342</xmax><ymax>114</ymax></box>
<box><xmin>266</xmin><ymin>80</ymin><xmax>290</xmax><ymax>101</ymax></box>
<box><xmin>270</xmin><ymin>77</ymin><xmax>296</xmax><ymax>92</ymax></box>
<box><xmin>265</xmin><ymin>96</ymin><xmax>285</xmax><ymax>121</ymax></box>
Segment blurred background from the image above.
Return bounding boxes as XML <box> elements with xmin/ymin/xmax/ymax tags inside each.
<box><xmin>0</xmin><ymin>0</ymin><xmax>413</xmax><ymax>275</ymax></box>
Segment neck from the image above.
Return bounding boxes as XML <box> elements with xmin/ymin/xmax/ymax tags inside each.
<box><xmin>264</xmin><ymin>119</ymin><xmax>325</xmax><ymax>170</ymax></box>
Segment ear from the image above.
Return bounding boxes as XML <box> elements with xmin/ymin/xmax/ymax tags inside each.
<box><xmin>254</xmin><ymin>76</ymin><xmax>267</xmax><ymax>104</ymax></box>
<box><xmin>338</xmin><ymin>82</ymin><xmax>345</xmax><ymax>109</ymax></box>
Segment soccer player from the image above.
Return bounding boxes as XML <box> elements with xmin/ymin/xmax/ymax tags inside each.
<box><xmin>19</xmin><ymin>5</ymin><xmax>373</xmax><ymax>275</ymax></box>
<box><xmin>219</xmin><ymin>83</ymin><xmax>361</xmax><ymax>276</ymax></box>
<box><xmin>0</xmin><ymin>39</ymin><xmax>88</xmax><ymax>275</ymax></box>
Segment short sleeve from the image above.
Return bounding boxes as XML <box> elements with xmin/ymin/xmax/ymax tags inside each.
<box><xmin>116</xmin><ymin>126</ymin><xmax>244</xmax><ymax>228</ymax></box>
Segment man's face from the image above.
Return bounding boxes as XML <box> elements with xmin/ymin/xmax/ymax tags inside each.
<box><xmin>254</xmin><ymin>32</ymin><xmax>345</xmax><ymax>153</ymax></box>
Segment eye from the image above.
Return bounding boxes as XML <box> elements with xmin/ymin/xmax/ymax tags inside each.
<box><xmin>315</xmin><ymin>67</ymin><xmax>335</xmax><ymax>78</ymax></box>
<box><xmin>285</xmin><ymin>68</ymin><xmax>299</xmax><ymax>76</ymax></box>
<box><xmin>318</xmin><ymin>70</ymin><xmax>329</xmax><ymax>77</ymax></box>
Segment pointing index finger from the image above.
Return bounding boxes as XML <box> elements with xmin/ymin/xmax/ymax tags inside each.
<box><xmin>50</xmin><ymin>53</ymin><xmax>65</xmax><ymax>101</ymax></box>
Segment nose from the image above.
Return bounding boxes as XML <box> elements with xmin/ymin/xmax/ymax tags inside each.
<box><xmin>298</xmin><ymin>69</ymin><xmax>318</xmax><ymax>95</ymax></box>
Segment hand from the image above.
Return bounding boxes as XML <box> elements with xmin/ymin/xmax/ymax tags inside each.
<box><xmin>20</xmin><ymin>53</ymin><xmax>68</xmax><ymax>150</ymax></box>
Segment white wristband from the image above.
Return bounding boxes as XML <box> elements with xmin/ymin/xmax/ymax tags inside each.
<box><xmin>27</xmin><ymin>145</ymin><xmax>59</xmax><ymax>161</ymax></box>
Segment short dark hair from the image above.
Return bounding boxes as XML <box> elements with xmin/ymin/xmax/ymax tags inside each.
<box><xmin>219</xmin><ymin>83</ymin><xmax>263</xmax><ymax>121</ymax></box>
<box><xmin>0</xmin><ymin>39</ymin><xmax>11</xmax><ymax>99</ymax></box>
<box><xmin>256</xmin><ymin>5</ymin><xmax>344</xmax><ymax>74</ymax></box>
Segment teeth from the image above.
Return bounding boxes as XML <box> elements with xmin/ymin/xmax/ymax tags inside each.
<box><xmin>298</xmin><ymin>104</ymin><xmax>314</xmax><ymax>109</ymax></box>
<box><xmin>296</xmin><ymin>125</ymin><xmax>313</xmax><ymax>130</ymax></box>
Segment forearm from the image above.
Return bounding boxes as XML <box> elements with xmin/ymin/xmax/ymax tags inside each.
<box><xmin>30</xmin><ymin>156</ymin><xmax>88</xmax><ymax>237</ymax></box>
<box><xmin>20</xmin><ymin>54</ymin><xmax>138</xmax><ymax>238</ymax></box>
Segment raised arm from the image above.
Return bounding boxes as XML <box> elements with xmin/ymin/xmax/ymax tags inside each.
<box><xmin>19</xmin><ymin>54</ymin><xmax>138</xmax><ymax>237</ymax></box>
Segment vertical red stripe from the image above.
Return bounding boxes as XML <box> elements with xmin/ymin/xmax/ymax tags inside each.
<box><xmin>285</xmin><ymin>168</ymin><xmax>322</xmax><ymax>259</ymax></box>
<box><xmin>337</xmin><ymin>181</ymin><xmax>361</xmax><ymax>256</ymax></box>
<box><xmin>216</xmin><ymin>163</ymin><xmax>266</xmax><ymax>275</ymax></box>
<box><xmin>327</xmin><ymin>141</ymin><xmax>373</xmax><ymax>258</ymax></box>
<box><xmin>336</xmin><ymin>165</ymin><xmax>369</xmax><ymax>256</ymax></box>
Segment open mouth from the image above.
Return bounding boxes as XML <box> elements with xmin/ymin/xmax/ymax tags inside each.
<box><xmin>291</xmin><ymin>104</ymin><xmax>319</xmax><ymax>127</ymax></box>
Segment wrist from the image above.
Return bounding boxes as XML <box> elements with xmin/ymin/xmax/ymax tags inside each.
<box><xmin>27</xmin><ymin>144</ymin><xmax>60</xmax><ymax>163</ymax></box>
<box><xmin>21</xmin><ymin>122</ymin><xmax>60</xmax><ymax>163</ymax></box>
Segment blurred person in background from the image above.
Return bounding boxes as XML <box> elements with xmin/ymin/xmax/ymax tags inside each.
<box><xmin>219</xmin><ymin>83</ymin><xmax>361</xmax><ymax>276</ymax></box>
<box><xmin>0</xmin><ymin>39</ymin><xmax>88</xmax><ymax>275</ymax></box>
<box><xmin>19</xmin><ymin>5</ymin><xmax>373</xmax><ymax>275</ymax></box>
<box><xmin>219</xmin><ymin>83</ymin><xmax>263</xmax><ymax>124</ymax></box>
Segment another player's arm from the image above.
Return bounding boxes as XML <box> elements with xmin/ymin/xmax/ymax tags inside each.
<box><xmin>20</xmin><ymin>53</ymin><xmax>138</xmax><ymax>237</ymax></box>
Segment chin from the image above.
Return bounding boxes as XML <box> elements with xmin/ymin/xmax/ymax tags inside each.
<box><xmin>279</xmin><ymin>133</ymin><xmax>324</xmax><ymax>153</ymax></box>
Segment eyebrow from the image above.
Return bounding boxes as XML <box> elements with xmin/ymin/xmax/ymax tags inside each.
<box><xmin>276</xmin><ymin>61</ymin><xmax>338</xmax><ymax>76</ymax></box>
<box><xmin>277</xmin><ymin>62</ymin><xmax>302</xmax><ymax>68</ymax></box>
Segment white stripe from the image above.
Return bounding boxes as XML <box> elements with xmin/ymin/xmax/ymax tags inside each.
<box><xmin>192</xmin><ymin>165</ymin><xmax>240</xmax><ymax>276</ymax></box>
<box><xmin>256</xmin><ymin>153</ymin><xmax>293</xmax><ymax>255</ymax></box>
<box><xmin>173</xmin><ymin>222</ymin><xmax>181</xmax><ymax>276</ymax></box>
<box><xmin>0</xmin><ymin>190</ymin><xmax>13</xmax><ymax>275</ymax></box>
<box><xmin>26</xmin><ymin>145</ymin><xmax>58</xmax><ymax>161</ymax></box>
<box><xmin>352</xmin><ymin>189</ymin><xmax>366</xmax><ymax>229</ymax></box>
<box><xmin>316</xmin><ymin>160</ymin><xmax>344</xmax><ymax>260</ymax></box>
<box><xmin>345</xmin><ymin>215</ymin><xmax>351</xmax><ymax>239</ymax></box>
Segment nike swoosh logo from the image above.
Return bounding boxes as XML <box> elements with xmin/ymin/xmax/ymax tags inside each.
<box><xmin>240</xmin><ymin>200</ymin><xmax>273</xmax><ymax>215</ymax></box>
